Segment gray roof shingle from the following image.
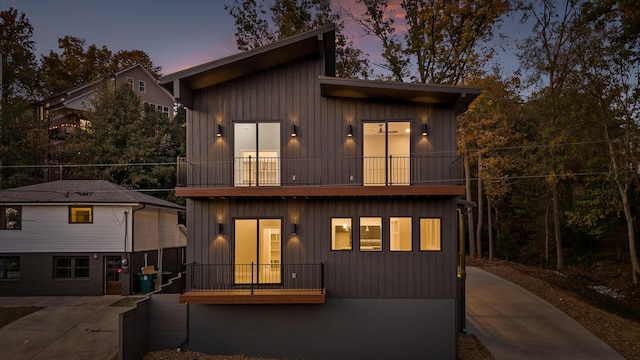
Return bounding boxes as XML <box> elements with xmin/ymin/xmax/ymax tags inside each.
<box><xmin>0</xmin><ymin>180</ymin><xmax>184</xmax><ymax>210</ymax></box>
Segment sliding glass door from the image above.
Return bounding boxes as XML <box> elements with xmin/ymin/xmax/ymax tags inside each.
<box><xmin>363</xmin><ymin>121</ymin><xmax>410</xmax><ymax>185</ymax></box>
<box><xmin>234</xmin><ymin>219</ymin><xmax>282</xmax><ymax>284</ymax></box>
<box><xmin>234</xmin><ymin>122</ymin><xmax>280</xmax><ymax>186</ymax></box>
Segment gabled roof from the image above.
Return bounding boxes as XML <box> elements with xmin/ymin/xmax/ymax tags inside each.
<box><xmin>159</xmin><ymin>25</ymin><xmax>336</xmax><ymax>108</ymax></box>
<box><xmin>0</xmin><ymin>180</ymin><xmax>184</xmax><ymax>210</ymax></box>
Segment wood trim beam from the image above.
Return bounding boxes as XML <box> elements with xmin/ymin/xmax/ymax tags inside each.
<box><xmin>175</xmin><ymin>186</ymin><xmax>465</xmax><ymax>199</ymax></box>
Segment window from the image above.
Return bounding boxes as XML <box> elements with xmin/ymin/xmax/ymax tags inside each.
<box><xmin>360</xmin><ymin>217</ymin><xmax>382</xmax><ymax>251</ymax></box>
<box><xmin>0</xmin><ymin>257</ymin><xmax>20</xmax><ymax>279</ymax></box>
<box><xmin>138</xmin><ymin>80</ymin><xmax>146</xmax><ymax>93</ymax></box>
<box><xmin>420</xmin><ymin>218</ymin><xmax>441</xmax><ymax>251</ymax></box>
<box><xmin>69</xmin><ymin>206</ymin><xmax>93</xmax><ymax>223</ymax></box>
<box><xmin>126</xmin><ymin>77</ymin><xmax>134</xmax><ymax>89</ymax></box>
<box><xmin>331</xmin><ymin>218</ymin><xmax>352</xmax><ymax>250</ymax></box>
<box><xmin>390</xmin><ymin>217</ymin><xmax>412</xmax><ymax>251</ymax></box>
<box><xmin>363</xmin><ymin>121</ymin><xmax>411</xmax><ymax>186</ymax></box>
<box><xmin>234</xmin><ymin>122</ymin><xmax>281</xmax><ymax>186</ymax></box>
<box><xmin>54</xmin><ymin>257</ymin><xmax>90</xmax><ymax>279</ymax></box>
<box><xmin>1</xmin><ymin>206</ymin><xmax>21</xmax><ymax>230</ymax></box>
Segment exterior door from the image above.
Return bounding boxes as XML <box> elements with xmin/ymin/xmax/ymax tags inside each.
<box><xmin>234</xmin><ymin>122</ymin><xmax>281</xmax><ymax>186</ymax></box>
<box><xmin>234</xmin><ymin>219</ymin><xmax>281</xmax><ymax>284</ymax></box>
<box><xmin>105</xmin><ymin>256</ymin><xmax>122</xmax><ymax>295</ymax></box>
<box><xmin>363</xmin><ymin>121</ymin><xmax>411</xmax><ymax>185</ymax></box>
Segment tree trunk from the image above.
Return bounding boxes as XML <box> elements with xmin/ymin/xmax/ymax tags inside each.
<box><xmin>488</xmin><ymin>196</ymin><xmax>494</xmax><ymax>261</ymax></box>
<box><xmin>620</xmin><ymin>190</ymin><xmax>639</xmax><ymax>284</ymax></box>
<box><xmin>476</xmin><ymin>150</ymin><xmax>483</xmax><ymax>259</ymax></box>
<box><xmin>551</xmin><ymin>179</ymin><xmax>563</xmax><ymax>269</ymax></box>
<box><xmin>462</xmin><ymin>136</ymin><xmax>476</xmax><ymax>259</ymax></box>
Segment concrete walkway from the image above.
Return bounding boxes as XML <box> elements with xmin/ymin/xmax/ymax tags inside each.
<box><xmin>466</xmin><ymin>267</ymin><xmax>625</xmax><ymax>359</ymax></box>
<box><xmin>0</xmin><ymin>296</ymin><xmax>132</xmax><ymax>360</ymax></box>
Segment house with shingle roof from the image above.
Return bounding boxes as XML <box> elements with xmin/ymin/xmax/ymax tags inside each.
<box><xmin>0</xmin><ymin>180</ymin><xmax>185</xmax><ymax>296</ymax></box>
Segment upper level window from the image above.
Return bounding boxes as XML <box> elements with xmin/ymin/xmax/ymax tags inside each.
<box><xmin>360</xmin><ymin>217</ymin><xmax>382</xmax><ymax>251</ymax></box>
<box><xmin>390</xmin><ymin>217</ymin><xmax>412</xmax><ymax>251</ymax></box>
<box><xmin>139</xmin><ymin>80</ymin><xmax>146</xmax><ymax>93</ymax></box>
<box><xmin>420</xmin><ymin>218</ymin><xmax>441</xmax><ymax>251</ymax></box>
<box><xmin>363</xmin><ymin>121</ymin><xmax>411</xmax><ymax>186</ymax></box>
<box><xmin>70</xmin><ymin>206</ymin><xmax>93</xmax><ymax>223</ymax></box>
<box><xmin>0</xmin><ymin>256</ymin><xmax>20</xmax><ymax>279</ymax></box>
<box><xmin>126</xmin><ymin>77</ymin><xmax>134</xmax><ymax>90</ymax></box>
<box><xmin>234</xmin><ymin>122</ymin><xmax>281</xmax><ymax>186</ymax></box>
<box><xmin>331</xmin><ymin>218</ymin><xmax>352</xmax><ymax>250</ymax></box>
<box><xmin>1</xmin><ymin>206</ymin><xmax>21</xmax><ymax>230</ymax></box>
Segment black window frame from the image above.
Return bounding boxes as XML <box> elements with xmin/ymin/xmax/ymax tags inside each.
<box><xmin>0</xmin><ymin>256</ymin><xmax>20</xmax><ymax>280</ymax></box>
<box><xmin>54</xmin><ymin>256</ymin><xmax>90</xmax><ymax>279</ymax></box>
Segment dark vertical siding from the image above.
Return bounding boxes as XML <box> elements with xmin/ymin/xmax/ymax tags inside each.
<box><xmin>193</xmin><ymin>197</ymin><xmax>457</xmax><ymax>299</ymax></box>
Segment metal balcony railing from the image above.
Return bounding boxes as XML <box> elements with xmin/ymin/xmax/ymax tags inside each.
<box><xmin>177</xmin><ymin>154</ymin><xmax>461</xmax><ymax>187</ymax></box>
<box><xmin>184</xmin><ymin>263</ymin><xmax>325</xmax><ymax>294</ymax></box>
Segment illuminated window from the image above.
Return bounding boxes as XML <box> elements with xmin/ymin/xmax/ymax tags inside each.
<box><xmin>390</xmin><ymin>217</ymin><xmax>412</xmax><ymax>251</ymax></box>
<box><xmin>0</xmin><ymin>257</ymin><xmax>20</xmax><ymax>279</ymax></box>
<box><xmin>54</xmin><ymin>257</ymin><xmax>89</xmax><ymax>278</ymax></box>
<box><xmin>1</xmin><ymin>206</ymin><xmax>21</xmax><ymax>230</ymax></box>
<box><xmin>420</xmin><ymin>218</ymin><xmax>441</xmax><ymax>251</ymax></box>
<box><xmin>69</xmin><ymin>206</ymin><xmax>93</xmax><ymax>223</ymax></box>
<box><xmin>360</xmin><ymin>217</ymin><xmax>382</xmax><ymax>251</ymax></box>
<box><xmin>138</xmin><ymin>80</ymin><xmax>146</xmax><ymax>93</ymax></box>
<box><xmin>331</xmin><ymin>218</ymin><xmax>352</xmax><ymax>250</ymax></box>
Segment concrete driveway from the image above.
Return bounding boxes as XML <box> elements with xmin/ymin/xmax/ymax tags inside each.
<box><xmin>466</xmin><ymin>267</ymin><xmax>625</xmax><ymax>359</ymax></box>
<box><xmin>0</xmin><ymin>296</ymin><xmax>132</xmax><ymax>360</ymax></box>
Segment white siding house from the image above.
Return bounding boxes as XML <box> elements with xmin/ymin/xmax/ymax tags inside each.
<box><xmin>0</xmin><ymin>180</ymin><xmax>185</xmax><ymax>296</ymax></box>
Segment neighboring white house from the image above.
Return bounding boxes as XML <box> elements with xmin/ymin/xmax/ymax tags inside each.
<box><xmin>0</xmin><ymin>180</ymin><xmax>185</xmax><ymax>296</ymax></box>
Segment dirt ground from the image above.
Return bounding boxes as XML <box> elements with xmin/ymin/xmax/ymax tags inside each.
<box><xmin>145</xmin><ymin>259</ymin><xmax>639</xmax><ymax>360</ymax></box>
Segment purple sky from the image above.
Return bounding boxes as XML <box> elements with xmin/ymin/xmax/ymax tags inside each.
<box><xmin>1</xmin><ymin>0</ymin><xmax>526</xmax><ymax>77</ymax></box>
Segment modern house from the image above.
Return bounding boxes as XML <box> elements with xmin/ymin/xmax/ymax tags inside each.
<box><xmin>160</xmin><ymin>25</ymin><xmax>480</xmax><ymax>359</ymax></box>
<box><xmin>37</xmin><ymin>63</ymin><xmax>174</xmax><ymax>143</ymax></box>
<box><xmin>0</xmin><ymin>180</ymin><xmax>185</xmax><ymax>296</ymax></box>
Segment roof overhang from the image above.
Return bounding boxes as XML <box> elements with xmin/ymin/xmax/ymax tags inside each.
<box><xmin>160</xmin><ymin>25</ymin><xmax>336</xmax><ymax>108</ymax></box>
<box><xmin>319</xmin><ymin>76</ymin><xmax>481</xmax><ymax>115</ymax></box>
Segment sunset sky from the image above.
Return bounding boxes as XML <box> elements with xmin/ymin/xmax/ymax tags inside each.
<box><xmin>1</xmin><ymin>0</ymin><xmax>527</xmax><ymax>76</ymax></box>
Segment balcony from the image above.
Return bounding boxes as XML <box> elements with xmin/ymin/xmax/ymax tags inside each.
<box><xmin>176</xmin><ymin>155</ymin><xmax>462</xmax><ymax>190</ymax></box>
<box><xmin>179</xmin><ymin>263</ymin><xmax>326</xmax><ymax>304</ymax></box>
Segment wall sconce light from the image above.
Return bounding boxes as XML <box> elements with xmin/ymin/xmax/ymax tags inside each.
<box><xmin>291</xmin><ymin>124</ymin><xmax>297</xmax><ymax>137</ymax></box>
<box><xmin>216</xmin><ymin>124</ymin><xmax>223</xmax><ymax>137</ymax></box>
<box><xmin>292</xmin><ymin>223</ymin><xmax>298</xmax><ymax>235</ymax></box>
<box><xmin>421</xmin><ymin>123</ymin><xmax>428</xmax><ymax>136</ymax></box>
<box><xmin>347</xmin><ymin>124</ymin><xmax>353</xmax><ymax>137</ymax></box>
<box><xmin>218</xmin><ymin>223</ymin><xmax>224</xmax><ymax>234</ymax></box>
<box><xmin>93</xmin><ymin>253</ymin><xmax>98</xmax><ymax>260</ymax></box>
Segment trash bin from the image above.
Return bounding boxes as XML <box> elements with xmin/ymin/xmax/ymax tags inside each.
<box><xmin>138</xmin><ymin>273</ymin><xmax>157</xmax><ymax>294</ymax></box>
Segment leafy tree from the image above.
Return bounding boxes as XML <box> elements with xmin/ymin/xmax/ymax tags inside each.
<box><xmin>0</xmin><ymin>7</ymin><xmax>47</xmax><ymax>188</ymax></box>
<box><xmin>39</xmin><ymin>36</ymin><xmax>161</xmax><ymax>95</ymax></box>
<box><xmin>461</xmin><ymin>72</ymin><xmax>523</xmax><ymax>260</ymax></box>
<box><xmin>352</xmin><ymin>0</ymin><xmax>510</xmax><ymax>84</ymax></box>
<box><xmin>572</xmin><ymin>11</ymin><xmax>640</xmax><ymax>283</ymax></box>
<box><xmin>64</xmin><ymin>84</ymin><xmax>183</xmax><ymax>200</ymax></box>
<box><xmin>225</xmin><ymin>0</ymin><xmax>371</xmax><ymax>79</ymax></box>
<box><xmin>517</xmin><ymin>0</ymin><xmax>588</xmax><ymax>269</ymax></box>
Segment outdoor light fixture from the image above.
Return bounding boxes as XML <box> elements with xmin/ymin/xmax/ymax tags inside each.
<box><xmin>292</xmin><ymin>223</ymin><xmax>298</xmax><ymax>235</ymax></box>
<box><xmin>421</xmin><ymin>123</ymin><xmax>428</xmax><ymax>136</ymax></box>
<box><xmin>291</xmin><ymin>124</ymin><xmax>297</xmax><ymax>137</ymax></box>
<box><xmin>218</xmin><ymin>223</ymin><xmax>224</xmax><ymax>234</ymax></box>
<box><xmin>347</xmin><ymin>124</ymin><xmax>353</xmax><ymax>137</ymax></box>
<box><xmin>216</xmin><ymin>124</ymin><xmax>223</xmax><ymax>137</ymax></box>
